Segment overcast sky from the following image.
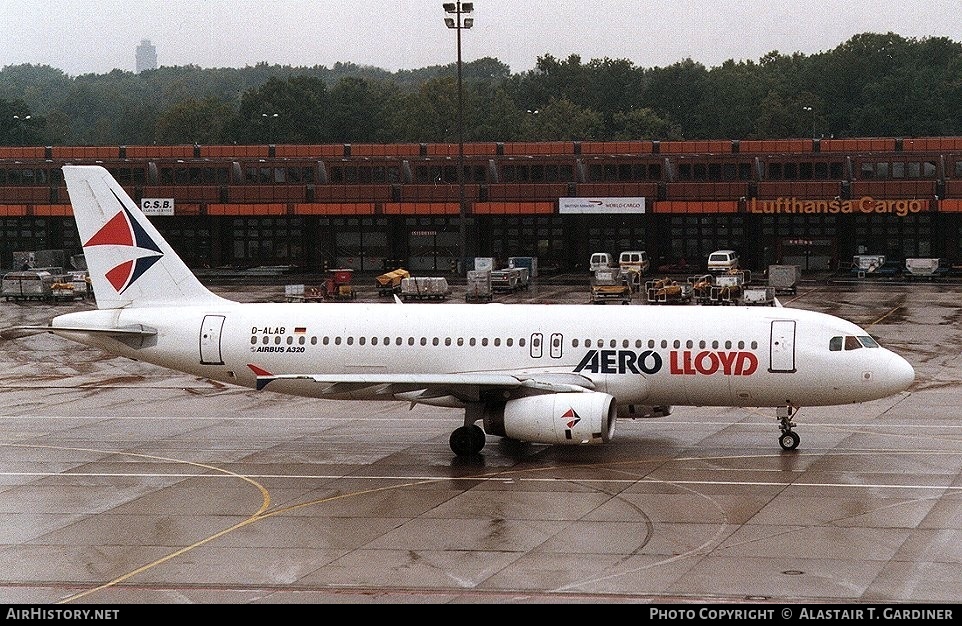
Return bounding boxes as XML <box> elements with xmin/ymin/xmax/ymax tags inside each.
<box><xmin>2</xmin><ymin>1</ymin><xmax>960</xmax><ymax>76</ymax></box>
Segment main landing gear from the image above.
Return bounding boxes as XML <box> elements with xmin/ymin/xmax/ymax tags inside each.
<box><xmin>777</xmin><ymin>404</ymin><xmax>800</xmax><ymax>451</ymax></box>
<box><xmin>450</xmin><ymin>423</ymin><xmax>486</xmax><ymax>456</ymax></box>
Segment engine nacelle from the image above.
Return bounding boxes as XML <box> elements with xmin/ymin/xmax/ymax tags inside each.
<box><xmin>482</xmin><ymin>392</ymin><xmax>617</xmax><ymax>445</ymax></box>
<box><xmin>618</xmin><ymin>404</ymin><xmax>673</xmax><ymax>419</ymax></box>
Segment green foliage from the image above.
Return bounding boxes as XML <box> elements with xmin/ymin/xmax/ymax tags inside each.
<box><xmin>3</xmin><ymin>32</ymin><xmax>962</xmax><ymax>146</ymax></box>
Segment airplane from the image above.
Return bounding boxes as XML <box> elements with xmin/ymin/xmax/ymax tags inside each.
<box><xmin>1</xmin><ymin>165</ymin><xmax>915</xmax><ymax>457</ymax></box>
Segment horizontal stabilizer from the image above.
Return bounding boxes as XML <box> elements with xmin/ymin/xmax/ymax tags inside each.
<box><xmin>1</xmin><ymin>324</ymin><xmax>157</xmax><ymax>340</ymax></box>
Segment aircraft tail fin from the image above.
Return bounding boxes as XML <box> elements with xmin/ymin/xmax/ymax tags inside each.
<box><xmin>63</xmin><ymin>165</ymin><xmax>227</xmax><ymax>309</ymax></box>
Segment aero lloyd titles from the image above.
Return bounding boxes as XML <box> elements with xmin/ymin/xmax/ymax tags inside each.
<box><xmin>574</xmin><ymin>348</ymin><xmax>758</xmax><ymax>376</ymax></box>
<box><xmin>748</xmin><ymin>196</ymin><xmax>928</xmax><ymax>217</ymax></box>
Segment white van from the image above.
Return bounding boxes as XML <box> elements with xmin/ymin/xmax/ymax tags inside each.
<box><xmin>618</xmin><ymin>250</ymin><xmax>650</xmax><ymax>275</ymax></box>
<box><xmin>589</xmin><ymin>252</ymin><xmax>614</xmax><ymax>272</ymax></box>
<box><xmin>707</xmin><ymin>249</ymin><xmax>739</xmax><ymax>274</ymax></box>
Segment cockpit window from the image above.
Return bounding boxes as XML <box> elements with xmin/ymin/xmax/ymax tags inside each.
<box><xmin>831</xmin><ymin>335</ymin><xmax>880</xmax><ymax>351</ymax></box>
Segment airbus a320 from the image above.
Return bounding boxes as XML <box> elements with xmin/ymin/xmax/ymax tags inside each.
<box><xmin>1</xmin><ymin>166</ymin><xmax>915</xmax><ymax>457</ymax></box>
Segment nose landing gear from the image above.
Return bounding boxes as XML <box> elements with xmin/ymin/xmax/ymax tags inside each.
<box><xmin>777</xmin><ymin>404</ymin><xmax>800</xmax><ymax>451</ymax></box>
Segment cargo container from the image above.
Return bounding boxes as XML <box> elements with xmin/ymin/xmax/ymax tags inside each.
<box><xmin>400</xmin><ymin>276</ymin><xmax>450</xmax><ymax>301</ymax></box>
<box><xmin>465</xmin><ymin>270</ymin><xmax>493</xmax><ymax>302</ymax></box>
<box><xmin>768</xmin><ymin>264</ymin><xmax>801</xmax><ymax>295</ymax></box>
<box><xmin>375</xmin><ymin>268</ymin><xmax>410</xmax><ymax>296</ymax></box>
<box><xmin>508</xmin><ymin>256</ymin><xmax>538</xmax><ymax>279</ymax></box>
<box><xmin>904</xmin><ymin>258</ymin><xmax>949</xmax><ymax>280</ymax></box>
<box><xmin>2</xmin><ymin>270</ymin><xmax>56</xmax><ymax>301</ymax></box>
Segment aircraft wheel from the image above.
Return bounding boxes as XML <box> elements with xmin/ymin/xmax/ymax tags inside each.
<box><xmin>450</xmin><ymin>424</ymin><xmax>486</xmax><ymax>456</ymax></box>
<box><xmin>779</xmin><ymin>431</ymin><xmax>800</xmax><ymax>451</ymax></box>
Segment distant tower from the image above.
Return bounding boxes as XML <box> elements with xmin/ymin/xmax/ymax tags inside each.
<box><xmin>136</xmin><ymin>39</ymin><xmax>157</xmax><ymax>73</ymax></box>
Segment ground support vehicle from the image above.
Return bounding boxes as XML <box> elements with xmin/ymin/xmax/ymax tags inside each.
<box><xmin>851</xmin><ymin>254</ymin><xmax>886</xmax><ymax>277</ymax></box>
<box><xmin>323</xmin><ymin>269</ymin><xmax>357</xmax><ymax>300</ymax></box>
<box><xmin>376</xmin><ymin>268</ymin><xmax>410</xmax><ymax>296</ymax></box>
<box><xmin>645</xmin><ymin>277</ymin><xmax>691</xmax><ymax>304</ymax></box>
<box><xmin>491</xmin><ymin>268</ymin><xmax>528</xmax><ymax>293</ymax></box>
<box><xmin>465</xmin><ymin>270</ymin><xmax>493</xmax><ymax>302</ymax></box>
<box><xmin>400</xmin><ymin>277</ymin><xmax>450</xmax><ymax>301</ymax></box>
<box><xmin>591</xmin><ymin>268</ymin><xmax>632</xmax><ymax>304</ymax></box>
<box><xmin>707</xmin><ymin>250</ymin><xmax>739</xmax><ymax>274</ymax></box>
<box><xmin>709</xmin><ymin>272</ymin><xmax>746</xmax><ymax>305</ymax></box>
<box><xmin>904</xmin><ymin>258</ymin><xmax>949</xmax><ymax>281</ymax></box>
<box><xmin>688</xmin><ymin>274</ymin><xmax>714</xmax><ymax>305</ymax></box>
<box><xmin>741</xmin><ymin>286</ymin><xmax>776</xmax><ymax>306</ymax></box>
<box><xmin>768</xmin><ymin>264</ymin><xmax>800</xmax><ymax>295</ymax></box>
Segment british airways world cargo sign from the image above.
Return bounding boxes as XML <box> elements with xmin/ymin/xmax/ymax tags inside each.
<box><xmin>559</xmin><ymin>197</ymin><xmax>646</xmax><ymax>214</ymax></box>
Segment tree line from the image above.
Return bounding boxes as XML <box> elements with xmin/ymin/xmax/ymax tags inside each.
<box><xmin>1</xmin><ymin>32</ymin><xmax>961</xmax><ymax>147</ymax></box>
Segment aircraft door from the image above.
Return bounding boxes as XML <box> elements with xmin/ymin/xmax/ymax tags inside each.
<box><xmin>530</xmin><ymin>333</ymin><xmax>543</xmax><ymax>358</ymax></box>
<box><xmin>769</xmin><ymin>320</ymin><xmax>796</xmax><ymax>373</ymax></box>
<box><xmin>200</xmin><ymin>315</ymin><xmax>226</xmax><ymax>365</ymax></box>
<box><xmin>549</xmin><ymin>333</ymin><xmax>563</xmax><ymax>358</ymax></box>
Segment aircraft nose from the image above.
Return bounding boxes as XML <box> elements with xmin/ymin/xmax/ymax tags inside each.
<box><xmin>886</xmin><ymin>353</ymin><xmax>915</xmax><ymax>392</ymax></box>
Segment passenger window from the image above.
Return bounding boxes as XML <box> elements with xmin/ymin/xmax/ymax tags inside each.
<box><xmin>359</xmin><ymin>337</ymin><xmax>365</xmax><ymax>345</ymax></box>
<box><xmin>482</xmin><ymin>338</ymin><xmax>488</xmax><ymax>346</ymax></box>
<box><xmin>420</xmin><ymin>338</ymin><xmax>427</xmax><ymax>346</ymax></box>
<box><xmin>844</xmin><ymin>336</ymin><xmax>862</xmax><ymax>350</ymax></box>
<box><xmin>494</xmin><ymin>338</ymin><xmax>501</xmax><ymax>347</ymax></box>
<box><xmin>445</xmin><ymin>338</ymin><xmax>451</xmax><ymax>346</ymax></box>
<box><xmin>470</xmin><ymin>338</ymin><xmax>476</xmax><ymax>346</ymax></box>
<box><xmin>432</xmin><ymin>338</ymin><xmax>439</xmax><ymax>346</ymax></box>
<box><xmin>335</xmin><ymin>337</ymin><xmax>341</xmax><ymax>345</ymax></box>
<box><xmin>347</xmin><ymin>337</ymin><xmax>354</xmax><ymax>346</ymax></box>
<box><xmin>408</xmin><ymin>337</ymin><xmax>414</xmax><ymax>345</ymax></box>
<box><xmin>457</xmin><ymin>338</ymin><xmax>464</xmax><ymax>346</ymax></box>
<box><xmin>572</xmin><ymin>339</ymin><xmax>580</xmax><ymax>348</ymax></box>
<box><xmin>519</xmin><ymin>338</ymin><xmax>526</xmax><ymax>347</ymax></box>
<box><xmin>507</xmin><ymin>338</ymin><xmax>513</xmax><ymax>347</ymax></box>
<box><xmin>286</xmin><ymin>336</ymin><xmax>293</xmax><ymax>345</ymax></box>
<box><xmin>830</xmin><ymin>336</ymin><xmax>843</xmax><ymax>351</ymax></box>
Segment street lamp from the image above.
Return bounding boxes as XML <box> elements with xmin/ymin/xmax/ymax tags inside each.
<box><xmin>12</xmin><ymin>114</ymin><xmax>31</xmax><ymax>146</ymax></box>
<box><xmin>261</xmin><ymin>112</ymin><xmax>278</xmax><ymax>143</ymax></box>
<box><xmin>443</xmin><ymin>2</ymin><xmax>473</xmax><ymax>276</ymax></box>
<box><xmin>802</xmin><ymin>106</ymin><xmax>815</xmax><ymax>139</ymax></box>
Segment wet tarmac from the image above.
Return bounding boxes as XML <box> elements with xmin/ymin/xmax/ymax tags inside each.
<box><xmin>1</xmin><ymin>279</ymin><xmax>961</xmax><ymax>604</ymax></box>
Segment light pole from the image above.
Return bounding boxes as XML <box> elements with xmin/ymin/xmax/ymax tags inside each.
<box><xmin>12</xmin><ymin>114</ymin><xmax>31</xmax><ymax>146</ymax></box>
<box><xmin>802</xmin><ymin>106</ymin><xmax>815</xmax><ymax>139</ymax></box>
<box><xmin>261</xmin><ymin>112</ymin><xmax>278</xmax><ymax>143</ymax></box>
<box><xmin>443</xmin><ymin>2</ymin><xmax>473</xmax><ymax>276</ymax></box>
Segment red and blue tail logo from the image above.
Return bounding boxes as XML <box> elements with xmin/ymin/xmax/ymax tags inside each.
<box><xmin>84</xmin><ymin>189</ymin><xmax>163</xmax><ymax>293</ymax></box>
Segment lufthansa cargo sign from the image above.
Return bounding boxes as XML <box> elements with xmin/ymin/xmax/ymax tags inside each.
<box><xmin>748</xmin><ymin>196</ymin><xmax>930</xmax><ymax>217</ymax></box>
<box><xmin>560</xmin><ymin>197</ymin><xmax>646</xmax><ymax>214</ymax></box>
<box><xmin>141</xmin><ymin>198</ymin><xmax>175</xmax><ymax>216</ymax></box>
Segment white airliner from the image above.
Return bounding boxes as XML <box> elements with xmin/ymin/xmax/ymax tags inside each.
<box><xmin>1</xmin><ymin>166</ymin><xmax>915</xmax><ymax>457</ymax></box>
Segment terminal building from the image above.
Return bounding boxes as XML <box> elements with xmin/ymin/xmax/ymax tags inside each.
<box><xmin>1</xmin><ymin>137</ymin><xmax>961</xmax><ymax>274</ymax></box>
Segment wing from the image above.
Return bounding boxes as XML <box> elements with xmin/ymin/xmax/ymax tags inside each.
<box><xmin>246</xmin><ymin>364</ymin><xmax>595</xmax><ymax>407</ymax></box>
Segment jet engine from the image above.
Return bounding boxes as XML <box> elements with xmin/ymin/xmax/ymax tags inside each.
<box><xmin>481</xmin><ymin>392</ymin><xmax>617</xmax><ymax>445</ymax></box>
